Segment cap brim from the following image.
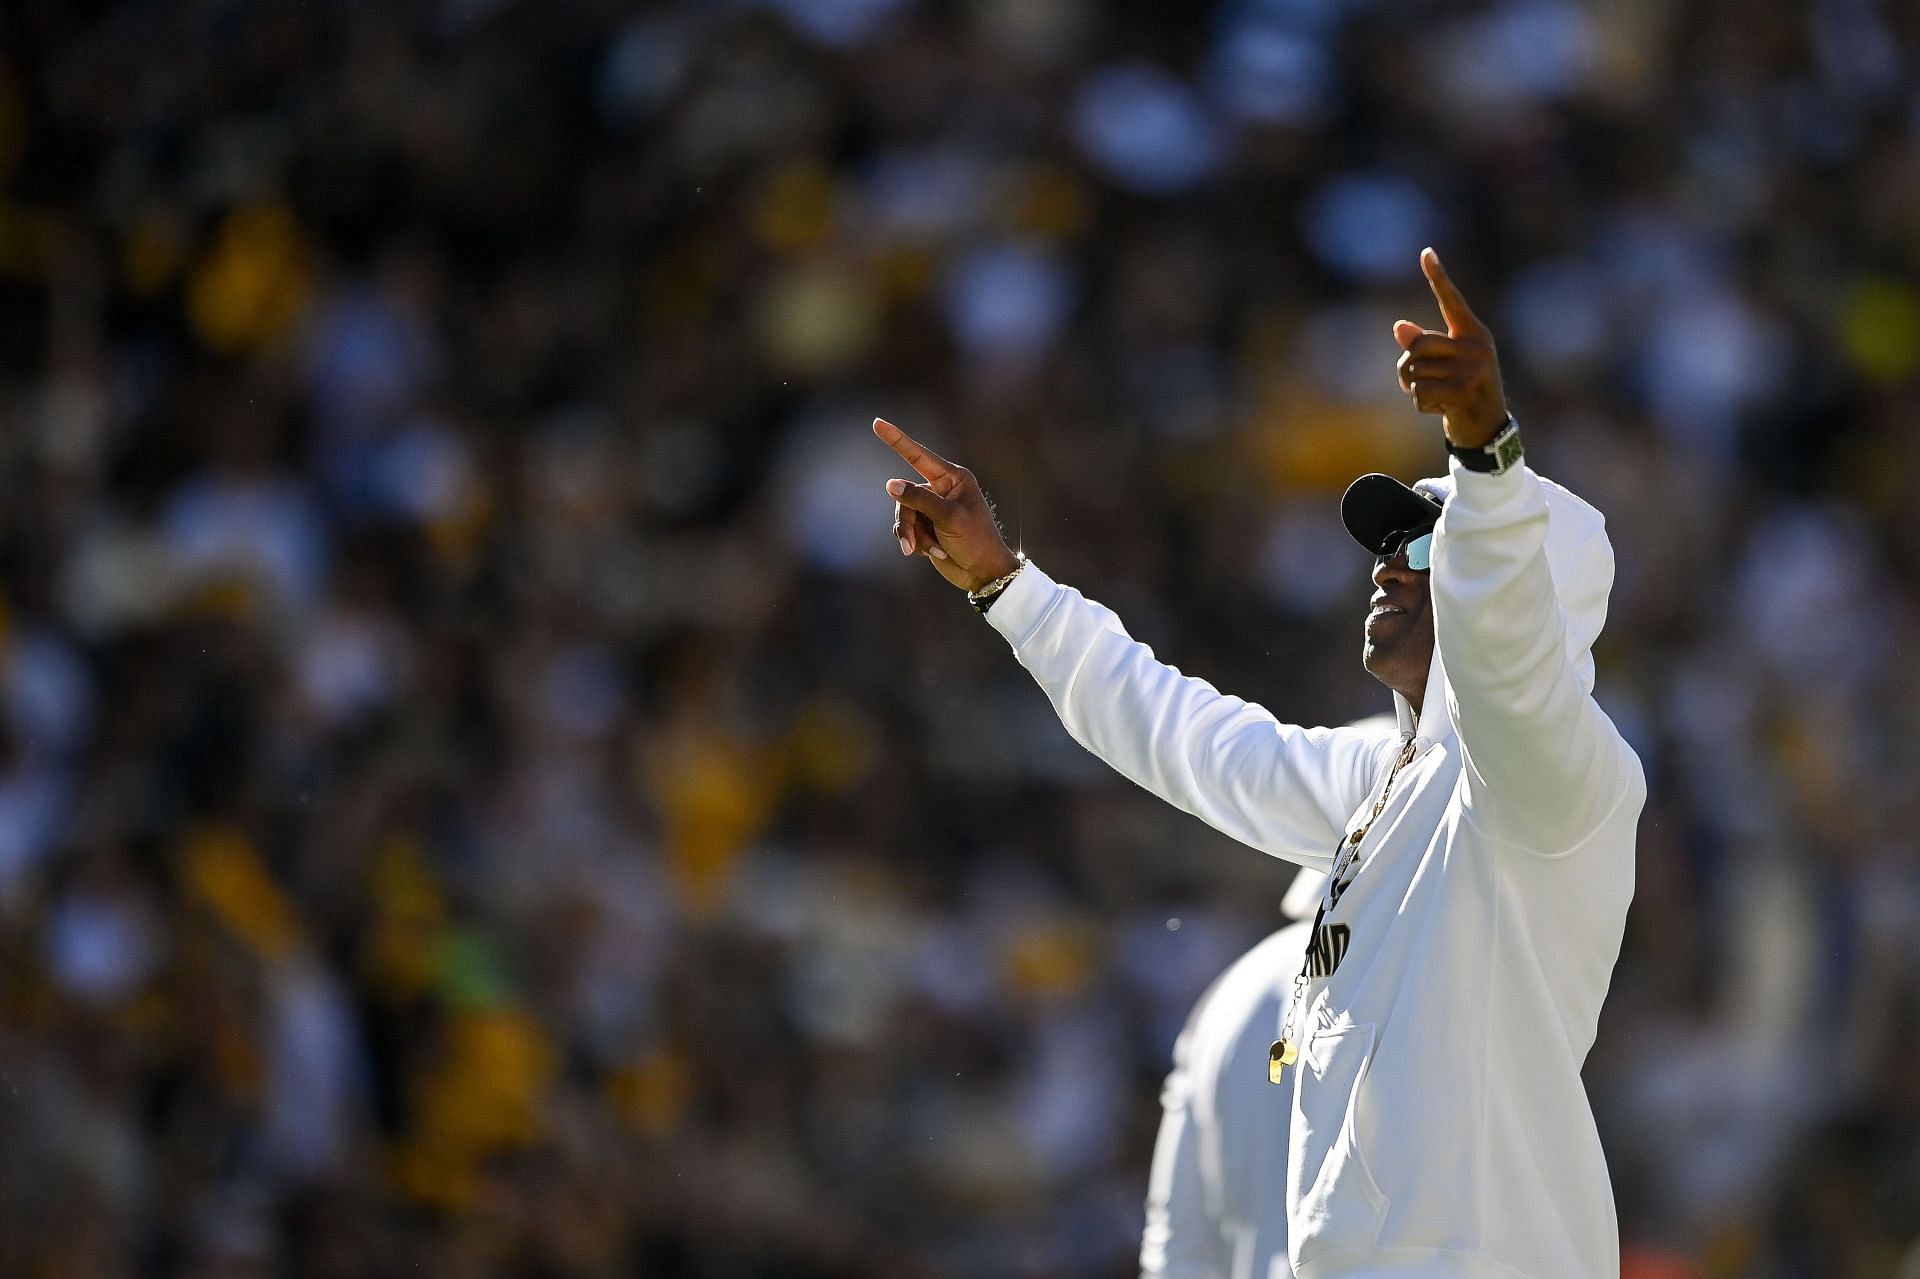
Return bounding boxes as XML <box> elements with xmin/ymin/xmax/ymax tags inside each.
<box><xmin>1340</xmin><ymin>473</ymin><xmax>1446</xmax><ymax>555</ymax></box>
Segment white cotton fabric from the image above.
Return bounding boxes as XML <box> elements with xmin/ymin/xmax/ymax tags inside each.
<box><xmin>990</xmin><ymin>461</ymin><xmax>1644</xmax><ymax>1278</ymax></box>
<box><xmin>1142</xmin><ymin>919</ymin><xmax>1309</xmax><ymax>1279</ymax></box>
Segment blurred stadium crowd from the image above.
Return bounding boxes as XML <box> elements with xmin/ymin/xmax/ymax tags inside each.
<box><xmin>0</xmin><ymin>0</ymin><xmax>1917</xmax><ymax>1275</ymax></box>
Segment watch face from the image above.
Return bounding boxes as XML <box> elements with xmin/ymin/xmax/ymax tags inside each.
<box><xmin>1491</xmin><ymin>425</ymin><xmax>1524</xmax><ymax>472</ymax></box>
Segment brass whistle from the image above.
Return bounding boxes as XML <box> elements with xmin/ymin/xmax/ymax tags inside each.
<box><xmin>1268</xmin><ymin>1038</ymin><xmax>1298</xmax><ymax>1084</ymax></box>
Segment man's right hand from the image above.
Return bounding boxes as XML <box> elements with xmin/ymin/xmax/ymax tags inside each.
<box><xmin>873</xmin><ymin>417</ymin><xmax>1021</xmax><ymax>593</ymax></box>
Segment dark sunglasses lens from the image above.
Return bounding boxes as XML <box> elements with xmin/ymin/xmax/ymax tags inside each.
<box><xmin>1375</xmin><ymin>530</ymin><xmax>1434</xmax><ymax>571</ymax></box>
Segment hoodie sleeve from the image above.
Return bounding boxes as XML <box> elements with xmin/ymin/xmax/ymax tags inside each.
<box><xmin>986</xmin><ymin>562</ymin><xmax>1391</xmax><ymax>869</ymax></box>
<box><xmin>1429</xmin><ymin>461</ymin><xmax>1645</xmax><ymax>856</ymax></box>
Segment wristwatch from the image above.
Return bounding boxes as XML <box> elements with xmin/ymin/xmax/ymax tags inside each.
<box><xmin>1449</xmin><ymin>416</ymin><xmax>1523</xmax><ymax>475</ymax></box>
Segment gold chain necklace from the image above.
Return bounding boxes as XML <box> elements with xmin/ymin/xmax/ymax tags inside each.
<box><xmin>1269</xmin><ymin>733</ymin><xmax>1419</xmax><ymax>1083</ymax></box>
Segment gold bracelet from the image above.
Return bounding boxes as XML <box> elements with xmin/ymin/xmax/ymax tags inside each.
<box><xmin>967</xmin><ymin>553</ymin><xmax>1028</xmax><ymax>614</ymax></box>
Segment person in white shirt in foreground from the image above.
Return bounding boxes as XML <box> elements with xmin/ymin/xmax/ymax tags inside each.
<box><xmin>1141</xmin><ymin>862</ymin><xmax>1330</xmax><ymax>1279</ymax></box>
<box><xmin>873</xmin><ymin>249</ymin><xmax>1645</xmax><ymax>1279</ymax></box>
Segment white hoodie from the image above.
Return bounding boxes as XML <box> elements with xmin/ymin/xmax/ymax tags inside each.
<box><xmin>987</xmin><ymin>461</ymin><xmax>1644</xmax><ymax>1278</ymax></box>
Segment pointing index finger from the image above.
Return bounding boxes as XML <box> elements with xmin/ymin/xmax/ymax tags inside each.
<box><xmin>873</xmin><ymin>417</ymin><xmax>955</xmax><ymax>483</ymax></box>
<box><xmin>1421</xmin><ymin>248</ymin><xmax>1485</xmax><ymax>338</ymax></box>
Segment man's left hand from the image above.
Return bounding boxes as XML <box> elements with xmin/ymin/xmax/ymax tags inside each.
<box><xmin>1393</xmin><ymin>248</ymin><xmax>1509</xmax><ymax>449</ymax></box>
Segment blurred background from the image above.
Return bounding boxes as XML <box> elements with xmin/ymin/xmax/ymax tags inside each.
<box><xmin>0</xmin><ymin>0</ymin><xmax>1917</xmax><ymax>1275</ymax></box>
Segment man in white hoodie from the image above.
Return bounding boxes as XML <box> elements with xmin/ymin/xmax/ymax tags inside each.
<box><xmin>874</xmin><ymin>249</ymin><xmax>1644</xmax><ymax>1278</ymax></box>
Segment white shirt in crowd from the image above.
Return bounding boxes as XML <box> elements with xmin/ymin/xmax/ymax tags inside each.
<box><xmin>1143</xmin><ymin>863</ymin><xmax>1337</xmax><ymax>1279</ymax></box>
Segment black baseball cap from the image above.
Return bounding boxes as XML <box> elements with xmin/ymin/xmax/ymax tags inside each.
<box><xmin>1340</xmin><ymin>473</ymin><xmax>1448</xmax><ymax>556</ymax></box>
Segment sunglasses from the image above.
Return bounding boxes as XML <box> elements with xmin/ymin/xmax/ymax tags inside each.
<box><xmin>1375</xmin><ymin>528</ymin><xmax>1434</xmax><ymax>572</ymax></box>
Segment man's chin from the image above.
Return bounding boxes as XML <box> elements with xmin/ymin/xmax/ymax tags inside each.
<box><xmin>1363</xmin><ymin>640</ymin><xmax>1417</xmax><ymax>695</ymax></box>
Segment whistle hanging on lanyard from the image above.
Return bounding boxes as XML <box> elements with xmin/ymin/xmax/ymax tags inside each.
<box><xmin>1268</xmin><ymin>1037</ymin><xmax>1298</xmax><ymax>1084</ymax></box>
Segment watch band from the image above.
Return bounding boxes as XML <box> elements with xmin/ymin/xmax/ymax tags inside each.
<box><xmin>1449</xmin><ymin>416</ymin><xmax>1523</xmax><ymax>475</ymax></box>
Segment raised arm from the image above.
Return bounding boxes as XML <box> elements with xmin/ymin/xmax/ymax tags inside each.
<box><xmin>1396</xmin><ymin>253</ymin><xmax>1644</xmax><ymax>854</ymax></box>
<box><xmin>990</xmin><ymin>564</ymin><xmax>1390</xmax><ymax>865</ymax></box>
<box><xmin>1431</xmin><ymin>466</ymin><xmax>1642</xmax><ymax>852</ymax></box>
<box><xmin>873</xmin><ymin>419</ymin><xmax>1391</xmax><ymax>867</ymax></box>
